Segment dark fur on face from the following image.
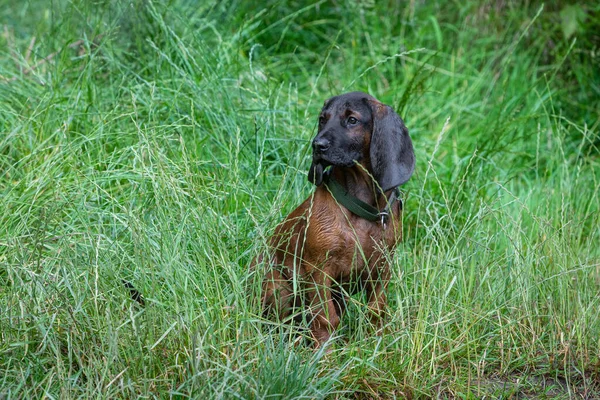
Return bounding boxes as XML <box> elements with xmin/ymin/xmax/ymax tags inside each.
<box><xmin>309</xmin><ymin>92</ymin><xmax>414</xmax><ymax>191</ymax></box>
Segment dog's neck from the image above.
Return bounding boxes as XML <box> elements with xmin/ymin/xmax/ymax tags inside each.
<box><xmin>329</xmin><ymin>164</ymin><xmax>391</xmax><ymax>211</ymax></box>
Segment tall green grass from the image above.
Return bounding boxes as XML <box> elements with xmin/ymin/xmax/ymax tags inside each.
<box><xmin>1</xmin><ymin>0</ymin><xmax>599</xmax><ymax>398</ymax></box>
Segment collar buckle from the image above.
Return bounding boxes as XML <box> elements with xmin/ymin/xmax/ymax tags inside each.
<box><xmin>379</xmin><ymin>211</ymin><xmax>389</xmax><ymax>229</ymax></box>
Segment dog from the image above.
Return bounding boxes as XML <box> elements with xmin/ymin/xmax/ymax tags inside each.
<box><xmin>257</xmin><ymin>91</ymin><xmax>415</xmax><ymax>347</ymax></box>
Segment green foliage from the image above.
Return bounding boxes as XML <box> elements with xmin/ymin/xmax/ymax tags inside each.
<box><xmin>1</xmin><ymin>0</ymin><xmax>599</xmax><ymax>397</ymax></box>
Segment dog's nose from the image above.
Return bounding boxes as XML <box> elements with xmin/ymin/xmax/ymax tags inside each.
<box><xmin>312</xmin><ymin>138</ymin><xmax>330</xmax><ymax>153</ymax></box>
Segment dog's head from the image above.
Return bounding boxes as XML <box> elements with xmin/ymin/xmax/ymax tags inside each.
<box><xmin>308</xmin><ymin>91</ymin><xmax>415</xmax><ymax>191</ymax></box>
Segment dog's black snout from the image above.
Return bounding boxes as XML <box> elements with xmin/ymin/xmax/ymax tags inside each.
<box><xmin>312</xmin><ymin>138</ymin><xmax>330</xmax><ymax>153</ymax></box>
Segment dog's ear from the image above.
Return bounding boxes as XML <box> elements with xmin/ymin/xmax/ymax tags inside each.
<box><xmin>308</xmin><ymin>161</ymin><xmax>324</xmax><ymax>186</ymax></box>
<box><xmin>369</xmin><ymin>101</ymin><xmax>415</xmax><ymax>191</ymax></box>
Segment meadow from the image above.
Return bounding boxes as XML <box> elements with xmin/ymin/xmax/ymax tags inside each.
<box><xmin>1</xmin><ymin>1</ymin><xmax>599</xmax><ymax>398</ymax></box>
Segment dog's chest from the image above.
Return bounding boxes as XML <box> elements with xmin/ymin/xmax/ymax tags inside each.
<box><xmin>274</xmin><ymin>191</ymin><xmax>401</xmax><ymax>278</ymax></box>
<box><xmin>320</xmin><ymin>208</ymin><xmax>399</xmax><ymax>277</ymax></box>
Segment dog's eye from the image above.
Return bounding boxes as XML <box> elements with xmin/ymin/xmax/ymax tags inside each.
<box><xmin>347</xmin><ymin>117</ymin><xmax>358</xmax><ymax>125</ymax></box>
<box><xmin>319</xmin><ymin>116</ymin><xmax>326</xmax><ymax>125</ymax></box>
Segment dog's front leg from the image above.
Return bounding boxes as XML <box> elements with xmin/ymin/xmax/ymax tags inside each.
<box><xmin>261</xmin><ymin>268</ymin><xmax>293</xmax><ymax>320</ymax></box>
<box><xmin>366</xmin><ymin>283</ymin><xmax>387</xmax><ymax>328</ymax></box>
<box><xmin>366</xmin><ymin>263</ymin><xmax>390</xmax><ymax>329</ymax></box>
<box><xmin>306</xmin><ymin>272</ymin><xmax>339</xmax><ymax>347</ymax></box>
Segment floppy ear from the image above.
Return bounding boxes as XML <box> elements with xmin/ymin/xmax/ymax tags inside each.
<box><xmin>308</xmin><ymin>161</ymin><xmax>324</xmax><ymax>186</ymax></box>
<box><xmin>369</xmin><ymin>102</ymin><xmax>415</xmax><ymax>191</ymax></box>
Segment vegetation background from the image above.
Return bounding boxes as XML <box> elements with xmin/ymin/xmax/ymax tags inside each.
<box><xmin>1</xmin><ymin>0</ymin><xmax>599</xmax><ymax>398</ymax></box>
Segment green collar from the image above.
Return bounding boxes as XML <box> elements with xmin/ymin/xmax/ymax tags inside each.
<box><xmin>323</xmin><ymin>170</ymin><xmax>400</xmax><ymax>227</ymax></box>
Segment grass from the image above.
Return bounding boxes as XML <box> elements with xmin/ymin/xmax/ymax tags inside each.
<box><xmin>1</xmin><ymin>0</ymin><xmax>599</xmax><ymax>398</ymax></box>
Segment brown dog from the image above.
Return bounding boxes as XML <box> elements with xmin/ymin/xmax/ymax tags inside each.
<box><xmin>258</xmin><ymin>92</ymin><xmax>415</xmax><ymax>347</ymax></box>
